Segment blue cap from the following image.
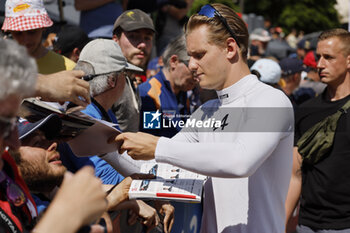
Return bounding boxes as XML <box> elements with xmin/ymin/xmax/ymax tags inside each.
<box><xmin>297</xmin><ymin>39</ymin><xmax>311</xmax><ymax>50</ymax></box>
<box><xmin>279</xmin><ymin>58</ymin><xmax>304</xmax><ymax>76</ymax></box>
<box><xmin>19</xmin><ymin>114</ymin><xmax>62</xmax><ymax>140</ymax></box>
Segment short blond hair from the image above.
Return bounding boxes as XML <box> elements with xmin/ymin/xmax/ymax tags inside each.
<box><xmin>185</xmin><ymin>3</ymin><xmax>248</xmax><ymax>61</ymax></box>
<box><xmin>318</xmin><ymin>28</ymin><xmax>350</xmax><ymax>56</ymax></box>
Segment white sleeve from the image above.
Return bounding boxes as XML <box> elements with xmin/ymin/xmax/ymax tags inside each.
<box><xmin>155</xmin><ymin>104</ymin><xmax>294</xmax><ymax>178</ymax></box>
<box><xmin>99</xmin><ymin>151</ymin><xmax>143</xmax><ymax>177</ymax></box>
<box><xmin>155</xmin><ymin>131</ymin><xmax>290</xmax><ymax>178</ymax></box>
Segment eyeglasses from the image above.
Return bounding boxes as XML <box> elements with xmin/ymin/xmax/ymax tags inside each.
<box><xmin>198</xmin><ymin>4</ymin><xmax>241</xmax><ymax>48</ymax></box>
<box><xmin>81</xmin><ymin>70</ymin><xmax>126</xmax><ymax>81</ymax></box>
<box><xmin>0</xmin><ymin>171</ymin><xmax>27</xmax><ymax>207</ymax></box>
<box><xmin>81</xmin><ymin>72</ymin><xmax>113</xmax><ymax>81</ymax></box>
<box><xmin>0</xmin><ymin>116</ymin><xmax>18</xmax><ymax>140</ymax></box>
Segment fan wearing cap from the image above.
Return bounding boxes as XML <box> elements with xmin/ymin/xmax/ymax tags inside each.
<box><xmin>300</xmin><ymin>50</ymin><xmax>326</xmax><ymax>95</ymax></box>
<box><xmin>16</xmin><ymin>115</ymin><xmax>66</xmax><ymax>214</ymax></box>
<box><xmin>0</xmin><ymin>38</ymin><xmax>108</xmax><ymax>233</ymax></box>
<box><xmin>250</xmin><ymin>58</ymin><xmax>282</xmax><ymax>89</ymax></box>
<box><xmin>111</xmin><ymin>9</ymin><xmax>156</xmax><ymax>133</ymax></box>
<box><xmin>16</xmin><ymin>115</ymin><xmax>159</xmax><ymax>232</ymax></box>
<box><xmin>1</xmin><ymin>0</ymin><xmax>76</xmax><ymax>74</ymax></box>
<box><xmin>279</xmin><ymin>57</ymin><xmax>315</xmax><ymax>106</ymax></box>
<box><xmin>70</xmin><ymin>39</ymin><xmax>175</xmax><ymax>233</ymax></box>
<box><xmin>63</xmin><ymin>39</ymin><xmax>143</xmax><ymax>185</ymax></box>
<box><xmin>248</xmin><ymin>28</ymin><xmax>271</xmax><ymax>62</ymax></box>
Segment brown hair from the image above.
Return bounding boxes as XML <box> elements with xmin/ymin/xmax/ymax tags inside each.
<box><xmin>318</xmin><ymin>28</ymin><xmax>350</xmax><ymax>56</ymax></box>
<box><xmin>185</xmin><ymin>3</ymin><xmax>249</xmax><ymax>61</ymax></box>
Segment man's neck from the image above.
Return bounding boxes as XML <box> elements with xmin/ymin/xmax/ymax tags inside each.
<box><xmin>325</xmin><ymin>73</ymin><xmax>350</xmax><ymax>101</ymax></box>
<box><xmin>326</xmin><ymin>82</ymin><xmax>350</xmax><ymax>101</ymax></box>
<box><xmin>35</xmin><ymin>186</ymin><xmax>59</xmax><ymax>201</ymax></box>
<box><xmin>94</xmin><ymin>91</ymin><xmax>115</xmax><ymax>112</ymax></box>
<box><xmin>221</xmin><ymin>61</ymin><xmax>251</xmax><ymax>90</ymax></box>
<box><xmin>32</xmin><ymin>45</ymin><xmax>49</xmax><ymax>59</ymax></box>
<box><xmin>282</xmin><ymin>83</ymin><xmax>294</xmax><ymax>96</ymax></box>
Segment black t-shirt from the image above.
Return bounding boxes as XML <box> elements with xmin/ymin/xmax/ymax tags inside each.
<box><xmin>295</xmin><ymin>90</ymin><xmax>350</xmax><ymax>230</ymax></box>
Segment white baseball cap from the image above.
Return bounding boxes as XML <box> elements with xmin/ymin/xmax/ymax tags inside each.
<box><xmin>250</xmin><ymin>58</ymin><xmax>281</xmax><ymax>84</ymax></box>
<box><xmin>79</xmin><ymin>39</ymin><xmax>143</xmax><ymax>74</ymax></box>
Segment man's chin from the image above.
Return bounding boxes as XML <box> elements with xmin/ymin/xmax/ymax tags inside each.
<box><xmin>131</xmin><ymin>58</ymin><xmax>148</xmax><ymax>70</ymax></box>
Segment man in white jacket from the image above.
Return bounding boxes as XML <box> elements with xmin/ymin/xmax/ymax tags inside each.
<box><xmin>113</xmin><ymin>3</ymin><xmax>294</xmax><ymax>233</ymax></box>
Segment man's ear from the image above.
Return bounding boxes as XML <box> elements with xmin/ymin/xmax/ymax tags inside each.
<box><xmin>226</xmin><ymin>37</ymin><xmax>239</xmax><ymax>60</ymax></box>
<box><xmin>346</xmin><ymin>54</ymin><xmax>350</xmax><ymax>70</ymax></box>
<box><xmin>112</xmin><ymin>34</ymin><xmax>119</xmax><ymax>43</ymax></box>
<box><xmin>72</xmin><ymin>48</ymin><xmax>81</xmax><ymax>61</ymax></box>
<box><xmin>108</xmin><ymin>75</ymin><xmax>117</xmax><ymax>88</ymax></box>
<box><xmin>169</xmin><ymin>55</ymin><xmax>179</xmax><ymax>70</ymax></box>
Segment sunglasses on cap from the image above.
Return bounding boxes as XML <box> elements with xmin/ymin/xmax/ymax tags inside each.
<box><xmin>0</xmin><ymin>116</ymin><xmax>18</xmax><ymax>140</ymax></box>
<box><xmin>198</xmin><ymin>4</ymin><xmax>241</xmax><ymax>48</ymax></box>
<box><xmin>0</xmin><ymin>171</ymin><xmax>27</xmax><ymax>207</ymax></box>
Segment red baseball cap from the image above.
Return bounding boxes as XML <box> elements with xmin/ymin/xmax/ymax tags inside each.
<box><xmin>303</xmin><ymin>51</ymin><xmax>317</xmax><ymax>69</ymax></box>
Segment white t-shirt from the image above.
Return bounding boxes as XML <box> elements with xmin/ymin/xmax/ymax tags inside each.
<box><xmin>155</xmin><ymin>75</ymin><xmax>294</xmax><ymax>233</ymax></box>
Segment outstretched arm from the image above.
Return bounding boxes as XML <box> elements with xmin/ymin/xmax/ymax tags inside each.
<box><xmin>285</xmin><ymin>147</ymin><xmax>302</xmax><ymax>228</ymax></box>
<box><xmin>35</xmin><ymin>70</ymin><xmax>91</xmax><ymax>107</ymax></box>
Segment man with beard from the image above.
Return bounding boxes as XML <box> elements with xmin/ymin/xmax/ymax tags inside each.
<box><xmin>0</xmin><ymin>37</ymin><xmax>107</xmax><ymax>233</ymax></box>
<box><xmin>15</xmin><ymin>115</ymin><xmax>161</xmax><ymax>232</ymax></box>
<box><xmin>15</xmin><ymin>115</ymin><xmax>67</xmax><ymax>214</ymax></box>
<box><xmin>112</xmin><ymin>9</ymin><xmax>155</xmax><ymax>132</ymax></box>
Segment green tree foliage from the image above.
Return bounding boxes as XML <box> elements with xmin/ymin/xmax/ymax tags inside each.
<box><xmin>244</xmin><ymin>0</ymin><xmax>340</xmax><ymax>33</ymax></box>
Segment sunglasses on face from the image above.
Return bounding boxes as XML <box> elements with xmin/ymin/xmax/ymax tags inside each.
<box><xmin>0</xmin><ymin>116</ymin><xmax>18</xmax><ymax>140</ymax></box>
<box><xmin>198</xmin><ymin>4</ymin><xmax>241</xmax><ymax>48</ymax></box>
<box><xmin>0</xmin><ymin>171</ymin><xmax>27</xmax><ymax>207</ymax></box>
<box><xmin>81</xmin><ymin>70</ymin><xmax>126</xmax><ymax>81</ymax></box>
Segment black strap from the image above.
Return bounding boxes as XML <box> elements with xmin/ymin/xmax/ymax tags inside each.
<box><xmin>91</xmin><ymin>98</ymin><xmax>112</xmax><ymax>122</ymax></box>
<box><xmin>0</xmin><ymin>208</ymin><xmax>22</xmax><ymax>233</ymax></box>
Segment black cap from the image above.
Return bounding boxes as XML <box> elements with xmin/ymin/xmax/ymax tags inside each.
<box><xmin>279</xmin><ymin>58</ymin><xmax>304</xmax><ymax>76</ymax></box>
<box><xmin>113</xmin><ymin>9</ymin><xmax>155</xmax><ymax>33</ymax></box>
<box><xmin>53</xmin><ymin>25</ymin><xmax>90</xmax><ymax>55</ymax></box>
<box><xmin>19</xmin><ymin>114</ymin><xmax>62</xmax><ymax>140</ymax></box>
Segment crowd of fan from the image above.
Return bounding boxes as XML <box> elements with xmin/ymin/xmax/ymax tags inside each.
<box><xmin>0</xmin><ymin>1</ymin><xmax>349</xmax><ymax>233</ymax></box>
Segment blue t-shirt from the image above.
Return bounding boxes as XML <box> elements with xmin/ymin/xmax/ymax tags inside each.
<box><xmin>32</xmin><ymin>194</ymin><xmax>50</xmax><ymax>215</ymax></box>
<box><xmin>79</xmin><ymin>2</ymin><xmax>123</xmax><ymax>38</ymax></box>
<box><xmin>60</xmin><ymin>101</ymin><xmax>124</xmax><ymax>185</ymax></box>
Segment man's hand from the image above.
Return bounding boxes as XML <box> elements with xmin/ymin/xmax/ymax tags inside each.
<box><xmin>128</xmin><ymin>200</ymin><xmax>160</xmax><ymax>233</ymax></box>
<box><xmin>36</xmin><ymin>70</ymin><xmax>91</xmax><ymax>107</ymax></box>
<box><xmin>155</xmin><ymin>201</ymin><xmax>175</xmax><ymax>233</ymax></box>
<box><xmin>34</xmin><ymin>167</ymin><xmax>107</xmax><ymax>233</ymax></box>
<box><xmin>107</xmin><ymin>177</ymin><xmax>132</xmax><ymax>210</ymax></box>
<box><xmin>113</xmin><ymin>132</ymin><xmax>159</xmax><ymax>160</ymax></box>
